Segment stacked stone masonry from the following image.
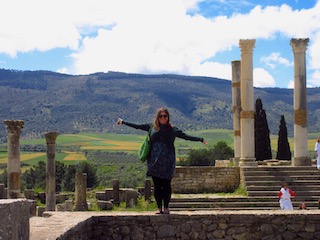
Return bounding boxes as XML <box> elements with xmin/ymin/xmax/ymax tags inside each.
<box><xmin>30</xmin><ymin>211</ymin><xmax>320</xmax><ymax>240</ymax></box>
<box><xmin>171</xmin><ymin>166</ymin><xmax>240</xmax><ymax>193</ymax></box>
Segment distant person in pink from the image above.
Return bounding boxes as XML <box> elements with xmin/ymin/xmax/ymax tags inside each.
<box><xmin>278</xmin><ymin>182</ymin><xmax>296</xmax><ymax>210</ymax></box>
<box><xmin>315</xmin><ymin>136</ymin><xmax>320</xmax><ymax>170</ymax></box>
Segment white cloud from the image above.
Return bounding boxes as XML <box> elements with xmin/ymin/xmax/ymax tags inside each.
<box><xmin>309</xmin><ymin>31</ymin><xmax>320</xmax><ymax>70</ymax></box>
<box><xmin>191</xmin><ymin>61</ymin><xmax>231</xmax><ymax>80</ymax></box>
<box><xmin>261</xmin><ymin>52</ymin><xmax>293</xmax><ymax>69</ymax></box>
<box><xmin>308</xmin><ymin>70</ymin><xmax>320</xmax><ymax>87</ymax></box>
<box><xmin>0</xmin><ymin>0</ymin><xmax>319</xmax><ymax>89</ymax></box>
<box><xmin>70</xmin><ymin>1</ymin><xmax>320</xmax><ymax>77</ymax></box>
<box><xmin>288</xmin><ymin>80</ymin><xmax>294</xmax><ymax>89</ymax></box>
<box><xmin>253</xmin><ymin>68</ymin><xmax>276</xmax><ymax>87</ymax></box>
<box><xmin>56</xmin><ymin>67</ymin><xmax>69</xmax><ymax>74</ymax></box>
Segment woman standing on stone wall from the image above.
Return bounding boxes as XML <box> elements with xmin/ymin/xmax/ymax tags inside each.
<box><xmin>315</xmin><ymin>136</ymin><xmax>320</xmax><ymax>170</ymax></box>
<box><xmin>116</xmin><ymin>107</ymin><xmax>208</xmax><ymax>214</ymax></box>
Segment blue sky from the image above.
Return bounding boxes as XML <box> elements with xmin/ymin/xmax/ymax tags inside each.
<box><xmin>0</xmin><ymin>0</ymin><xmax>319</xmax><ymax>88</ymax></box>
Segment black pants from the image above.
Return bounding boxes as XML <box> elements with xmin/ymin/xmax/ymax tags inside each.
<box><xmin>152</xmin><ymin>176</ymin><xmax>172</xmax><ymax>209</ymax></box>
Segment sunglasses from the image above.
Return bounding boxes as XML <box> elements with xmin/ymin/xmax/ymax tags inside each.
<box><xmin>159</xmin><ymin>115</ymin><xmax>168</xmax><ymax>119</ymax></box>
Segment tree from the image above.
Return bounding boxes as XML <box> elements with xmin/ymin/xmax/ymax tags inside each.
<box><xmin>76</xmin><ymin>162</ymin><xmax>97</xmax><ymax>189</ymax></box>
<box><xmin>254</xmin><ymin>98</ymin><xmax>272</xmax><ymax>161</ymax></box>
<box><xmin>62</xmin><ymin>165</ymin><xmax>76</xmax><ymax>192</ymax></box>
<box><xmin>276</xmin><ymin>115</ymin><xmax>292</xmax><ymax>160</ymax></box>
<box><xmin>178</xmin><ymin>141</ymin><xmax>233</xmax><ymax>166</ymax></box>
<box><xmin>56</xmin><ymin>161</ymin><xmax>66</xmax><ymax>192</ymax></box>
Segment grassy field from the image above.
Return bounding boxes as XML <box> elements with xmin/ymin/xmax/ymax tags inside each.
<box><xmin>0</xmin><ymin>129</ymin><xmax>319</xmax><ymax>174</ymax></box>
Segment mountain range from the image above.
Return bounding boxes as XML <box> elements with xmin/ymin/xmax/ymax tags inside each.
<box><xmin>0</xmin><ymin>69</ymin><xmax>319</xmax><ymax>141</ymax></box>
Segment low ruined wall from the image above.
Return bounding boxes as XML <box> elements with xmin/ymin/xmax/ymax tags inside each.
<box><xmin>171</xmin><ymin>166</ymin><xmax>240</xmax><ymax>193</ymax></box>
<box><xmin>54</xmin><ymin>211</ymin><xmax>320</xmax><ymax>240</ymax></box>
<box><xmin>0</xmin><ymin>199</ymin><xmax>31</xmax><ymax>240</ymax></box>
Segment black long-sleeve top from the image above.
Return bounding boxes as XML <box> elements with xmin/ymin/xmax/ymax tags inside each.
<box><xmin>123</xmin><ymin>121</ymin><xmax>203</xmax><ymax>179</ymax></box>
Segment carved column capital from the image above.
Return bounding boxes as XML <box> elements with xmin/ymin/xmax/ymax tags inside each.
<box><xmin>45</xmin><ymin>132</ymin><xmax>59</xmax><ymax>144</ymax></box>
<box><xmin>239</xmin><ymin>39</ymin><xmax>255</xmax><ymax>54</ymax></box>
<box><xmin>4</xmin><ymin>120</ymin><xmax>24</xmax><ymax>134</ymax></box>
<box><xmin>290</xmin><ymin>38</ymin><xmax>309</xmax><ymax>53</ymax></box>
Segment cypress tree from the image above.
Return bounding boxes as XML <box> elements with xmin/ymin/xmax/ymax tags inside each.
<box><xmin>254</xmin><ymin>98</ymin><xmax>272</xmax><ymax>161</ymax></box>
<box><xmin>276</xmin><ymin>115</ymin><xmax>292</xmax><ymax>160</ymax></box>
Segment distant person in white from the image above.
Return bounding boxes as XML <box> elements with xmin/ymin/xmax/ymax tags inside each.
<box><xmin>315</xmin><ymin>136</ymin><xmax>320</xmax><ymax>170</ymax></box>
<box><xmin>278</xmin><ymin>182</ymin><xmax>296</xmax><ymax>210</ymax></box>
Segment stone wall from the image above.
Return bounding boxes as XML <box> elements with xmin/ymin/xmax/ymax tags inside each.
<box><xmin>53</xmin><ymin>211</ymin><xmax>320</xmax><ymax>240</ymax></box>
<box><xmin>0</xmin><ymin>199</ymin><xmax>31</xmax><ymax>240</ymax></box>
<box><xmin>172</xmin><ymin>166</ymin><xmax>240</xmax><ymax>193</ymax></box>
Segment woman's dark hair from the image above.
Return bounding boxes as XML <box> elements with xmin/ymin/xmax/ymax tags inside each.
<box><xmin>153</xmin><ymin>107</ymin><xmax>172</xmax><ymax>131</ymax></box>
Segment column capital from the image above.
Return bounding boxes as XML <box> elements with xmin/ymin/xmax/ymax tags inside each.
<box><xmin>239</xmin><ymin>39</ymin><xmax>255</xmax><ymax>54</ymax></box>
<box><xmin>4</xmin><ymin>120</ymin><xmax>24</xmax><ymax>133</ymax></box>
<box><xmin>45</xmin><ymin>132</ymin><xmax>59</xmax><ymax>144</ymax></box>
<box><xmin>290</xmin><ymin>38</ymin><xmax>309</xmax><ymax>53</ymax></box>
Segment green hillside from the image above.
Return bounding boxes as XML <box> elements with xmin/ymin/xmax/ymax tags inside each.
<box><xmin>0</xmin><ymin>69</ymin><xmax>319</xmax><ymax>143</ymax></box>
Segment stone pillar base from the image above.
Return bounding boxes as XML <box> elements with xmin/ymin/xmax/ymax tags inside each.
<box><xmin>234</xmin><ymin>157</ymin><xmax>240</xmax><ymax>167</ymax></box>
<box><xmin>239</xmin><ymin>158</ymin><xmax>257</xmax><ymax>167</ymax></box>
<box><xmin>293</xmin><ymin>157</ymin><xmax>311</xmax><ymax>166</ymax></box>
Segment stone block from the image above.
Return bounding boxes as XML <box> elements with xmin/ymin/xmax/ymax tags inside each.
<box><xmin>36</xmin><ymin>206</ymin><xmax>46</xmax><ymax>217</ymax></box>
<box><xmin>95</xmin><ymin>191</ymin><xmax>106</xmax><ymax>201</ymax></box>
<box><xmin>24</xmin><ymin>189</ymin><xmax>35</xmax><ymax>200</ymax></box>
<box><xmin>0</xmin><ymin>199</ymin><xmax>30</xmax><ymax>240</ymax></box>
<box><xmin>0</xmin><ymin>184</ymin><xmax>5</xmax><ymax>199</ymax></box>
<box><xmin>56</xmin><ymin>203</ymin><xmax>66</xmax><ymax>211</ymax></box>
<box><xmin>125</xmin><ymin>190</ymin><xmax>138</xmax><ymax>208</ymax></box>
<box><xmin>38</xmin><ymin>192</ymin><xmax>46</xmax><ymax>204</ymax></box>
<box><xmin>97</xmin><ymin>200</ymin><xmax>113</xmax><ymax>210</ymax></box>
<box><xmin>65</xmin><ymin>200</ymin><xmax>74</xmax><ymax>211</ymax></box>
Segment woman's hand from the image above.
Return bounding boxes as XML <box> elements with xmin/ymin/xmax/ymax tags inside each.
<box><xmin>116</xmin><ymin>118</ymin><xmax>123</xmax><ymax>125</ymax></box>
<box><xmin>202</xmin><ymin>140</ymin><xmax>208</xmax><ymax>145</ymax></box>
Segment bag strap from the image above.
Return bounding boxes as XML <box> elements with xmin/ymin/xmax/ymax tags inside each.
<box><xmin>147</xmin><ymin>125</ymin><xmax>152</xmax><ymax>139</ymax></box>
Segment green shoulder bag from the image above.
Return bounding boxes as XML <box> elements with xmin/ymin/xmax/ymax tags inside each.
<box><xmin>138</xmin><ymin>127</ymin><xmax>152</xmax><ymax>162</ymax></box>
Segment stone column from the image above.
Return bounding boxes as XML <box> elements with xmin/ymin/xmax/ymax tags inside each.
<box><xmin>290</xmin><ymin>38</ymin><xmax>310</xmax><ymax>166</ymax></box>
<box><xmin>239</xmin><ymin>40</ymin><xmax>257</xmax><ymax>167</ymax></box>
<box><xmin>0</xmin><ymin>184</ymin><xmax>5</xmax><ymax>199</ymax></box>
<box><xmin>144</xmin><ymin>179</ymin><xmax>152</xmax><ymax>201</ymax></box>
<box><xmin>113</xmin><ymin>179</ymin><xmax>120</xmax><ymax>206</ymax></box>
<box><xmin>45</xmin><ymin>132</ymin><xmax>59</xmax><ymax>211</ymax></box>
<box><xmin>232</xmin><ymin>60</ymin><xmax>241</xmax><ymax>167</ymax></box>
<box><xmin>74</xmin><ymin>172</ymin><xmax>88</xmax><ymax>211</ymax></box>
<box><xmin>4</xmin><ymin>120</ymin><xmax>24</xmax><ymax>198</ymax></box>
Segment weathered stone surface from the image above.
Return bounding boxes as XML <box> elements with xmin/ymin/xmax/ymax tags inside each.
<box><xmin>65</xmin><ymin>200</ymin><xmax>73</xmax><ymax>211</ymax></box>
<box><xmin>0</xmin><ymin>199</ymin><xmax>30</xmax><ymax>240</ymax></box>
<box><xmin>36</xmin><ymin>206</ymin><xmax>46</xmax><ymax>217</ymax></box>
<box><xmin>157</xmin><ymin>224</ymin><xmax>175</xmax><ymax>238</ymax></box>
<box><xmin>125</xmin><ymin>189</ymin><xmax>138</xmax><ymax>208</ymax></box>
<box><xmin>172</xmin><ymin>167</ymin><xmax>240</xmax><ymax>193</ymax></box>
<box><xmin>24</xmin><ymin>189</ymin><xmax>35</xmax><ymax>200</ymax></box>
<box><xmin>0</xmin><ymin>183</ymin><xmax>5</xmax><ymax>199</ymax></box>
<box><xmin>28</xmin><ymin>210</ymin><xmax>320</xmax><ymax>240</ymax></box>
<box><xmin>97</xmin><ymin>200</ymin><xmax>113</xmax><ymax>210</ymax></box>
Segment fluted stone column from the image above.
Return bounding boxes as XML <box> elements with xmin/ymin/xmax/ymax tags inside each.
<box><xmin>232</xmin><ymin>60</ymin><xmax>241</xmax><ymax>167</ymax></box>
<box><xmin>290</xmin><ymin>38</ymin><xmax>310</xmax><ymax>166</ymax></box>
<box><xmin>74</xmin><ymin>172</ymin><xmax>88</xmax><ymax>211</ymax></box>
<box><xmin>4</xmin><ymin>120</ymin><xmax>24</xmax><ymax>198</ymax></box>
<box><xmin>45</xmin><ymin>132</ymin><xmax>59</xmax><ymax>211</ymax></box>
<box><xmin>239</xmin><ymin>40</ymin><xmax>257</xmax><ymax>167</ymax></box>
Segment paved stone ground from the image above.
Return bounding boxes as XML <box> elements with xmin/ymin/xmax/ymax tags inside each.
<box><xmin>30</xmin><ymin>194</ymin><xmax>244</xmax><ymax>239</ymax></box>
<box><xmin>30</xmin><ymin>211</ymin><xmax>142</xmax><ymax>240</ymax></box>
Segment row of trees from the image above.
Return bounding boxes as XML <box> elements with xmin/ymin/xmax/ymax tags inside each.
<box><xmin>254</xmin><ymin>98</ymin><xmax>291</xmax><ymax>161</ymax></box>
<box><xmin>0</xmin><ymin>161</ymin><xmax>98</xmax><ymax>192</ymax></box>
<box><xmin>0</xmin><ymin>141</ymin><xmax>234</xmax><ymax>191</ymax></box>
